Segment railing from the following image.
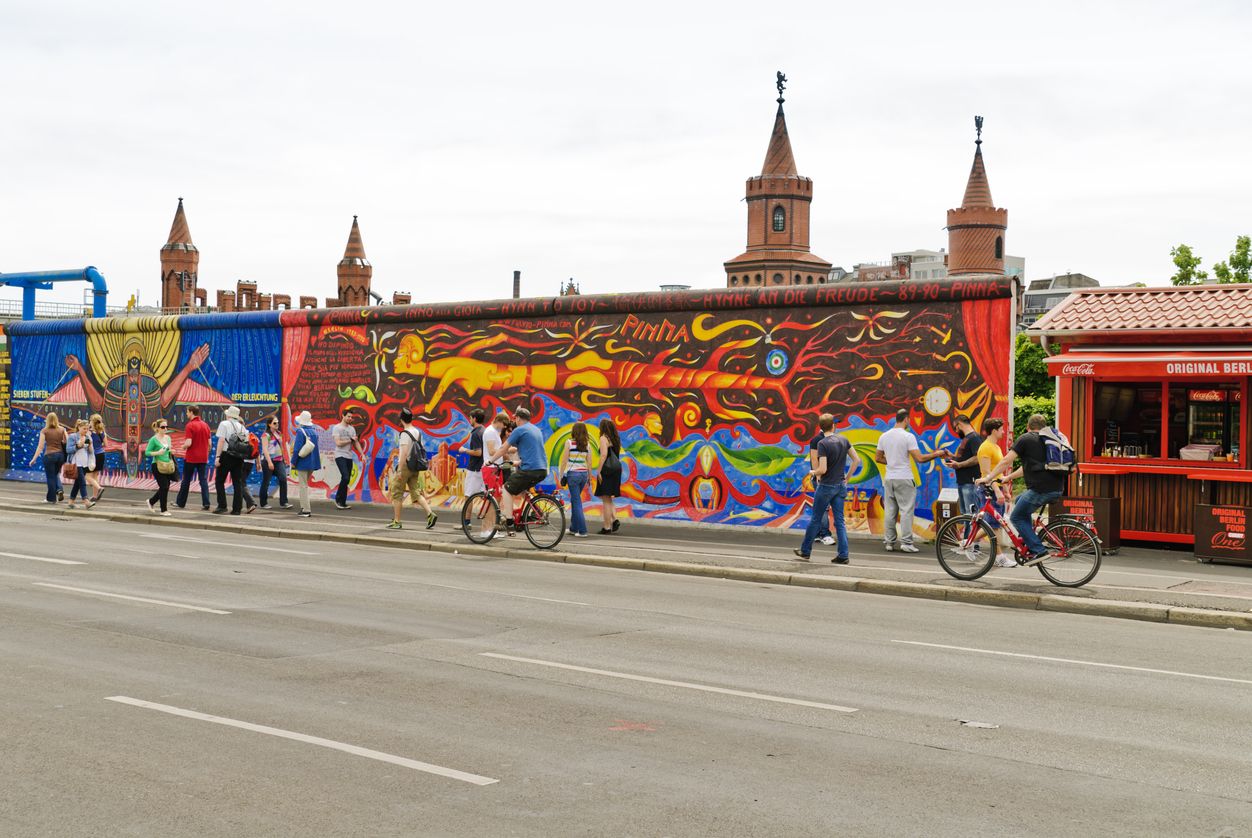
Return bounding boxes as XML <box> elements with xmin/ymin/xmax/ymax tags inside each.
<box><xmin>0</xmin><ymin>298</ymin><xmax>133</xmax><ymax>321</ymax></box>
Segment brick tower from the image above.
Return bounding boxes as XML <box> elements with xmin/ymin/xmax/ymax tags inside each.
<box><xmin>332</xmin><ymin>216</ymin><xmax>372</xmax><ymax>308</ymax></box>
<box><xmin>946</xmin><ymin>117</ymin><xmax>1008</xmax><ymax>276</ymax></box>
<box><xmin>160</xmin><ymin>198</ymin><xmax>200</xmax><ymax>311</ymax></box>
<box><xmin>724</xmin><ymin>73</ymin><xmax>831</xmax><ymax>288</ymax></box>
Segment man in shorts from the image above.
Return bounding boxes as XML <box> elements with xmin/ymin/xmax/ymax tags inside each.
<box><xmin>498</xmin><ymin>407</ymin><xmax>548</xmax><ymax>533</ymax></box>
<box><xmin>387</xmin><ymin>407</ymin><xmax>437</xmax><ymax>530</ymax></box>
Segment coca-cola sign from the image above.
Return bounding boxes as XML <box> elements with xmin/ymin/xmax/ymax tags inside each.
<box><xmin>1060</xmin><ymin>362</ymin><xmax>1095</xmax><ymax>376</ymax></box>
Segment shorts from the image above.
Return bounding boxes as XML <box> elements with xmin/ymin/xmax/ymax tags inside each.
<box><xmin>504</xmin><ymin>468</ymin><xmax>547</xmax><ymax>497</ymax></box>
<box><xmin>463</xmin><ymin>469</ymin><xmax>485</xmax><ymax>497</ymax></box>
<box><xmin>389</xmin><ymin>467</ymin><xmax>426</xmax><ymax>503</ymax></box>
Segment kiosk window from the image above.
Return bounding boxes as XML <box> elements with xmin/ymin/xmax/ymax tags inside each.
<box><xmin>1093</xmin><ymin>382</ymin><xmax>1162</xmax><ymax>457</ymax></box>
<box><xmin>1168</xmin><ymin>383</ymin><xmax>1241</xmax><ymax>461</ymax></box>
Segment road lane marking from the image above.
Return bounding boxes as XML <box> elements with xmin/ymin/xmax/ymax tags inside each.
<box><xmin>892</xmin><ymin>641</ymin><xmax>1252</xmax><ymax>686</ymax></box>
<box><xmin>32</xmin><ymin>583</ymin><xmax>231</xmax><ymax>614</ymax></box>
<box><xmin>135</xmin><ymin>533</ymin><xmax>317</xmax><ymax>555</ymax></box>
<box><xmin>479</xmin><ymin>653</ymin><xmax>858</xmax><ymax>713</ymax></box>
<box><xmin>104</xmin><ymin>696</ymin><xmax>499</xmax><ymax>785</ymax></box>
<box><xmin>424</xmin><ymin>582</ymin><xmax>589</xmax><ymax>606</ymax></box>
<box><xmin>0</xmin><ymin>551</ymin><xmax>86</xmax><ymax>566</ymax></box>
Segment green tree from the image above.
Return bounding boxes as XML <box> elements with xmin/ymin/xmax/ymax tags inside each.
<box><xmin>1014</xmin><ymin>332</ymin><xmax>1050</xmax><ymax>399</ymax></box>
<box><xmin>1170</xmin><ymin>244</ymin><xmax>1208</xmax><ymax>285</ymax></box>
<box><xmin>1213</xmin><ymin>235</ymin><xmax>1252</xmax><ymax>284</ymax></box>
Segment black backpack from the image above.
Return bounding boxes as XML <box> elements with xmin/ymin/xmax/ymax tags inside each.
<box><xmin>403</xmin><ymin>430</ymin><xmax>428</xmax><ymax>472</ymax></box>
<box><xmin>225</xmin><ymin>421</ymin><xmax>252</xmax><ymax>459</ymax></box>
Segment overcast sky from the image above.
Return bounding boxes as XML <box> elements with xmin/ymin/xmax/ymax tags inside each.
<box><xmin>2</xmin><ymin>0</ymin><xmax>1250</xmax><ymax>308</ymax></box>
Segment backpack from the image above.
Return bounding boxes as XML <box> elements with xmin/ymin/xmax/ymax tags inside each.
<box><xmin>1037</xmin><ymin>427</ymin><xmax>1076</xmax><ymax>474</ymax></box>
<box><xmin>225</xmin><ymin>421</ymin><xmax>252</xmax><ymax>459</ymax></box>
<box><xmin>403</xmin><ymin>429</ymin><xmax>428</xmax><ymax>472</ymax></box>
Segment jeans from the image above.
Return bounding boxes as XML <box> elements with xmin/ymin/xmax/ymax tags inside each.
<box><xmin>69</xmin><ymin>467</ymin><xmax>88</xmax><ymax>502</ymax></box>
<box><xmin>882</xmin><ymin>479</ymin><xmax>917</xmax><ymax>547</ymax></box>
<box><xmin>150</xmin><ymin>467</ymin><xmax>173</xmax><ymax>512</ymax></box>
<box><xmin>335</xmin><ymin>456</ymin><xmax>354</xmax><ymax>506</ymax></box>
<box><xmin>260</xmin><ymin>460</ymin><xmax>288</xmax><ymax>506</ymax></box>
<box><xmin>42</xmin><ymin>453</ymin><xmax>66</xmax><ymax>502</ymax></box>
<box><xmin>215</xmin><ymin>453</ymin><xmax>246</xmax><ymax>514</ymax></box>
<box><xmin>1012</xmin><ymin>489</ymin><xmax>1063</xmax><ymax>555</ymax></box>
<box><xmin>176</xmin><ymin>461</ymin><xmax>210</xmax><ymax>508</ymax></box>
<box><xmin>958</xmin><ymin>482</ymin><xmax>983</xmax><ymax>515</ymax></box>
<box><xmin>566</xmin><ymin>471</ymin><xmax>589</xmax><ymax>535</ymax></box>
<box><xmin>801</xmin><ymin>482</ymin><xmax>848</xmax><ymax>557</ymax></box>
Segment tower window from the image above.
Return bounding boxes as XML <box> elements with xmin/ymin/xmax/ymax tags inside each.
<box><xmin>755</xmin><ymin>274</ymin><xmax>762</xmax><ymax>284</ymax></box>
<box><xmin>995</xmin><ymin>236</ymin><xmax>1003</xmax><ymax>259</ymax></box>
<box><xmin>772</xmin><ymin>273</ymin><xmax>784</xmax><ymax>285</ymax></box>
<box><xmin>773</xmin><ymin>206</ymin><xmax>786</xmax><ymax>232</ymax></box>
<box><xmin>730</xmin><ymin>276</ymin><xmax>739</xmax><ymax>286</ymax></box>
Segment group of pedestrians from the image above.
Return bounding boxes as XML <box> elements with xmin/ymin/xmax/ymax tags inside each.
<box><xmin>28</xmin><ymin>412</ymin><xmax>107</xmax><ymax>508</ymax></box>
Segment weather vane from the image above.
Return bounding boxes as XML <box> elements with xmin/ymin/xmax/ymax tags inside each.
<box><xmin>776</xmin><ymin>71</ymin><xmax>787</xmax><ymax>105</ymax></box>
<box><xmin>975</xmin><ymin>115</ymin><xmax>984</xmax><ymax>146</ymax></box>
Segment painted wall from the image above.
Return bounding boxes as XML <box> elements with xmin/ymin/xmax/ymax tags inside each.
<box><xmin>4</xmin><ymin>279</ymin><xmax>1012</xmax><ymax>535</ymax></box>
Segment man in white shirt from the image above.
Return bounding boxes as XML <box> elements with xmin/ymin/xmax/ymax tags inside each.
<box><xmin>875</xmin><ymin>408</ymin><xmax>949</xmax><ymax>553</ymax></box>
<box><xmin>332</xmin><ymin>409</ymin><xmax>365</xmax><ymax>510</ymax></box>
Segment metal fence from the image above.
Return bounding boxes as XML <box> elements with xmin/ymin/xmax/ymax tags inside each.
<box><xmin>0</xmin><ymin>298</ymin><xmax>134</xmax><ymax>321</ymax></box>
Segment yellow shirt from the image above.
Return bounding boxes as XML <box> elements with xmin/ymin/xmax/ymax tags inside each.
<box><xmin>977</xmin><ymin>439</ymin><xmax>1003</xmax><ymax>477</ymax></box>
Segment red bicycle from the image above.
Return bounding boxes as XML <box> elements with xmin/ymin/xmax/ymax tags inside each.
<box><xmin>460</xmin><ymin>465</ymin><xmax>566</xmax><ymax>550</ymax></box>
<box><xmin>934</xmin><ymin>483</ymin><xmax>1102</xmax><ymax>587</ymax></box>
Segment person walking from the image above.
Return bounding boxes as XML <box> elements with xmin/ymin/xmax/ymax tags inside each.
<box><xmin>559</xmin><ymin>422</ymin><xmax>592</xmax><ymax>538</ymax></box>
<box><xmin>944</xmin><ymin>414</ymin><xmax>984</xmax><ymax>517</ymax></box>
<box><xmin>175</xmin><ymin>405</ymin><xmax>212</xmax><ymax>510</ymax></box>
<box><xmin>65</xmin><ymin>419</ymin><xmax>94</xmax><ymax>509</ymax></box>
<box><xmin>145</xmin><ymin>418</ymin><xmax>176</xmax><ymax>516</ymax></box>
<box><xmin>592</xmin><ymin>418</ymin><xmax>623</xmax><ymax>535</ymax></box>
<box><xmin>808</xmin><ymin>421</ymin><xmax>836</xmax><ymax>546</ymax></box>
<box><xmin>387</xmin><ymin>407</ymin><xmax>437</xmax><ymax>530</ymax></box>
<box><xmin>259</xmin><ymin>416</ymin><xmax>290</xmax><ymax>509</ymax></box>
<box><xmin>332</xmin><ymin>409</ymin><xmax>364</xmax><ymax>510</ymax></box>
<box><xmin>875</xmin><ymin>408</ymin><xmax>949</xmax><ymax>553</ymax></box>
<box><xmin>29</xmin><ymin>412</ymin><xmax>68</xmax><ymax>504</ymax></box>
<box><xmin>290</xmin><ymin>410</ymin><xmax>320</xmax><ymax>518</ymax></box>
<box><xmin>460</xmin><ymin>408</ymin><xmax>487</xmax><ymax>500</ymax></box>
<box><xmin>86</xmin><ymin>413</ymin><xmax>106</xmax><ymax>506</ymax></box>
<box><xmin>794</xmin><ymin>413</ymin><xmax>860</xmax><ymax>562</ymax></box>
<box><xmin>238</xmin><ymin>428</ymin><xmax>259</xmax><ymax>514</ymax></box>
<box><xmin>212</xmin><ymin>405</ymin><xmax>249</xmax><ymax>515</ymax></box>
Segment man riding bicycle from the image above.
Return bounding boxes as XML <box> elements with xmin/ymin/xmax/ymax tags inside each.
<box><xmin>496</xmin><ymin>406</ymin><xmax>548</xmax><ymax>534</ymax></box>
<box><xmin>977</xmin><ymin>413</ymin><xmax>1067</xmax><ymax>564</ymax></box>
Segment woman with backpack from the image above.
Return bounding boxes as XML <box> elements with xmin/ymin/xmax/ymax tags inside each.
<box><xmin>86</xmin><ymin>413</ymin><xmax>107</xmax><ymax>506</ymax></box>
<box><xmin>259</xmin><ymin>416</ymin><xmax>290</xmax><ymax>509</ymax></box>
<box><xmin>29</xmin><ymin>412</ymin><xmax>68</xmax><ymax>504</ymax></box>
<box><xmin>65</xmin><ymin>419</ymin><xmax>94</xmax><ymax>509</ymax></box>
<box><xmin>290</xmin><ymin>410</ymin><xmax>320</xmax><ymax>518</ymax></box>
<box><xmin>592</xmin><ymin>418</ymin><xmax>623</xmax><ymax>535</ymax></box>
<box><xmin>559</xmin><ymin>422</ymin><xmax>591</xmax><ymax>538</ymax></box>
<box><xmin>145</xmin><ymin>418</ymin><xmax>176</xmax><ymax>516</ymax></box>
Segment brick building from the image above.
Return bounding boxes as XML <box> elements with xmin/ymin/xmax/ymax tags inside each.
<box><xmin>945</xmin><ymin>122</ymin><xmax>1008</xmax><ymax>277</ymax></box>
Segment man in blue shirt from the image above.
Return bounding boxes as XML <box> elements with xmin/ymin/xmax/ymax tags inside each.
<box><xmin>794</xmin><ymin>413</ymin><xmax>861</xmax><ymax>563</ymax></box>
<box><xmin>499</xmin><ymin>407</ymin><xmax>548</xmax><ymax>530</ymax></box>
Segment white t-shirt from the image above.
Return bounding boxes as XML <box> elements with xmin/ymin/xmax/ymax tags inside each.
<box><xmin>216</xmin><ymin>419</ymin><xmax>245</xmax><ymax>442</ymax></box>
<box><xmin>333</xmin><ymin>421</ymin><xmax>359</xmax><ymax>462</ymax></box>
<box><xmin>876</xmin><ymin>426</ymin><xmax>919</xmax><ymax>481</ymax></box>
<box><xmin>395</xmin><ymin>426</ymin><xmax>420</xmax><ymax>473</ymax></box>
<box><xmin>482</xmin><ymin>425</ymin><xmax>503</xmax><ymax>465</ymax></box>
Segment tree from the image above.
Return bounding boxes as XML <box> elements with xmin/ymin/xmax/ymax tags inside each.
<box><xmin>1014</xmin><ymin>332</ymin><xmax>1050</xmax><ymax>399</ymax></box>
<box><xmin>1213</xmin><ymin>235</ymin><xmax>1252</xmax><ymax>284</ymax></box>
<box><xmin>1170</xmin><ymin>244</ymin><xmax>1208</xmax><ymax>285</ymax></box>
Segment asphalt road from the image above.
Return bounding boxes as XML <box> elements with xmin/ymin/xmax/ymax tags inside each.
<box><xmin>0</xmin><ymin>507</ymin><xmax>1249</xmax><ymax>837</ymax></box>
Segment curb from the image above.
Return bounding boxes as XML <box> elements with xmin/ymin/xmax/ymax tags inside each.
<box><xmin>7</xmin><ymin>501</ymin><xmax>1251</xmax><ymax>631</ymax></box>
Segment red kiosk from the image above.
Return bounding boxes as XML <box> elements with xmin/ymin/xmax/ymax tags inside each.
<box><xmin>1030</xmin><ymin>284</ymin><xmax>1252</xmax><ymax>563</ymax></box>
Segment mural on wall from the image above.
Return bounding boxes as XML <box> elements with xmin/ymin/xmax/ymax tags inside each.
<box><xmin>0</xmin><ymin>323</ymin><xmax>10</xmax><ymax>472</ymax></box>
<box><xmin>279</xmin><ymin>279</ymin><xmax>1012</xmax><ymax>534</ymax></box>
<box><xmin>6</xmin><ymin>313</ymin><xmax>281</xmax><ymax>489</ymax></box>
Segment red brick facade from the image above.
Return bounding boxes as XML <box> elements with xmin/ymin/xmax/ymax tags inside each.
<box><xmin>946</xmin><ymin>137</ymin><xmax>1007</xmax><ymax>276</ymax></box>
<box><xmin>159</xmin><ymin>198</ymin><xmax>200</xmax><ymax>311</ymax></box>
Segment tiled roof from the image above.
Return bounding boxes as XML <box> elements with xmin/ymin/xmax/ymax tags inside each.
<box><xmin>339</xmin><ymin>216</ymin><xmax>369</xmax><ymax>264</ymax></box>
<box><xmin>1032</xmin><ymin>285</ymin><xmax>1252</xmax><ymax>333</ymax></box>
<box><xmin>960</xmin><ymin>145</ymin><xmax>994</xmax><ymax>208</ymax></box>
<box><xmin>761</xmin><ymin>105</ymin><xmax>798</xmax><ymax>177</ymax></box>
<box><xmin>165</xmin><ymin>198</ymin><xmax>193</xmax><ymax>246</ymax></box>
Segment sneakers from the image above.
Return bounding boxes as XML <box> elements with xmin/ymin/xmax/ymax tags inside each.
<box><xmin>211</xmin><ymin>508</ymin><xmax>227</xmax><ymax>515</ymax></box>
<box><xmin>201</xmin><ymin>505</ymin><xmax>211</xmax><ymax>511</ymax></box>
<box><xmin>819</xmin><ymin>535</ymin><xmax>836</xmax><ymax>546</ymax></box>
<box><xmin>1023</xmin><ymin>550</ymin><xmax>1049</xmax><ymax>565</ymax></box>
<box><xmin>899</xmin><ymin>544</ymin><xmax>920</xmax><ymax>553</ymax></box>
<box><xmin>573</xmin><ymin>532</ymin><xmax>588</xmax><ymax>538</ymax></box>
<box><xmin>612</xmin><ymin>520</ymin><xmax>620</xmax><ymax>532</ymax></box>
<box><xmin>86</xmin><ymin>499</ymin><xmax>97</xmax><ymax>509</ymax></box>
<box><xmin>832</xmin><ymin>556</ymin><xmax>850</xmax><ymax>565</ymax></box>
<box><xmin>492</xmin><ymin>530</ymin><xmax>508</xmax><ymax>539</ymax></box>
<box><xmin>792</xmin><ymin>549</ymin><xmax>811</xmax><ymax>561</ymax></box>
<box><xmin>335</xmin><ymin>503</ymin><xmax>351</xmax><ymax>510</ymax></box>
<box><xmin>297</xmin><ymin>510</ymin><xmax>312</xmax><ymax>518</ymax></box>
<box><xmin>67</xmin><ymin>502</ymin><xmax>77</xmax><ymax>509</ymax></box>
<box><xmin>160</xmin><ymin>511</ymin><xmax>172</xmax><ymax>517</ymax></box>
<box><xmin>426</xmin><ymin>513</ymin><xmax>437</xmax><ymax>530</ymax></box>
<box><xmin>280</xmin><ymin>503</ymin><xmax>293</xmax><ymax>510</ymax></box>
<box><xmin>883</xmin><ymin>544</ymin><xmax>895</xmax><ymax>552</ymax></box>
<box><xmin>994</xmin><ymin>555</ymin><xmax>1017</xmax><ymax>568</ymax></box>
<box><xmin>147</xmin><ymin>500</ymin><xmax>157</xmax><ymax>514</ymax></box>
<box><xmin>386</xmin><ymin>520</ymin><xmax>402</xmax><ymax>530</ymax></box>
<box><xmin>246</xmin><ymin>505</ymin><xmax>257</xmax><ymax>514</ymax></box>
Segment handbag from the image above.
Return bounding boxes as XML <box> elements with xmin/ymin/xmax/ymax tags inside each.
<box><xmin>62</xmin><ymin>461</ymin><xmax>78</xmax><ymax>481</ymax></box>
<box><xmin>298</xmin><ymin>430</ymin><xmax>316</xmax><ymax>458</ymax></box>
<box><xmin>602</xmin><ymin>446</ymin><xmax>622</xmax><ymax>476</ymax></box>
<box><xmin>156</xmin><ymin>459</ymin><xmax>177</xmax><ymax>475</ymax></box>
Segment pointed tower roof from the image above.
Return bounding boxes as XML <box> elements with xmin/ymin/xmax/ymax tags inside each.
<box><xmin>960</xmin><ymin>119</ymin><xmax>994</xmax><ymax>208</ymax></box>
<box><xmin>338</xmin><ymin>215</ymin><xmax>370</xmax><ymax>266</ymax></box>
<box><xmin>165</xmin><ymin>197</ymin><xmax>194</xmax><ymax>246</ymax></box>
<box><xmin>761</xmin><ymin>104</ymin><xmax>799</xmax><ymax>177</ymax></box>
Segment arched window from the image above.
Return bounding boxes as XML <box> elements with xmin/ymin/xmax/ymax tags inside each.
<box><xmin>730</xmin><ymin>276</ymin><xmax>739</xmax><ymax>286</ymax></box>
<box><xmin>772</xmin><ymin>273</ymin><xmax>784</xmax><ymax>285</ymax></box>
<box><xmin>995</xmin><ymin>236</ymin><xmax>1003</xmax><ymax>259</ymax></box>
<box><xmin>755</xmin><ymin>274</ymin><xmax>762</xmax><ymax>285</ymax></box>
<box><xmin>806</xmin><ymin>276</ymin><xmax>813</xmax><ymax>284</ymax></box>
<box><xmin>773</xmin><ymin>206</ymin><xmax>786</xmax><ymax>232</ymax></box>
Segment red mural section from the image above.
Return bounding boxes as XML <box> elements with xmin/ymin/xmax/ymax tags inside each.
<box><xmin>278</xmin><ymin>279</ymin><xmax>1013</xmax><ymax>534</ymax></box>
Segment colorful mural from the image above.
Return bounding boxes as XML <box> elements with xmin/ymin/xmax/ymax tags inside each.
<box><xmin>6</xmin><ymin>313</ymin><xmax>281</xmax><ymax>489</ymax></box>
<box><xmin>278</xmin><ymin>279</ymin><xmax>1013</xmax><ymax>534</ymax></box>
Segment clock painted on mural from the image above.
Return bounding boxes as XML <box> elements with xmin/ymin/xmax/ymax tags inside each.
<box><xmin>923</xmin><ymin>386</ymin><xmax>952</xmax><ymax>416</ymax></box>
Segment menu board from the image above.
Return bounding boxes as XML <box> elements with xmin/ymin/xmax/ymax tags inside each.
<box><xmin>1049</xmin><ymin>496</ymin><xmax>1120</xmax><ymax>552</ymax></box>
<box><xmin>0</xmin><ymin>324</ymin><xmax>9</xmax><ymax>471</ymax></box>
<box><xmin>1194</xmin><ymin>504</ymin><xmax>1252</xmax><ymax>566</ymax></box>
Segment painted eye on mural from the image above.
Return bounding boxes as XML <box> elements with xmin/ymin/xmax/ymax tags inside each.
<box><xmin>765</xmin><ymin>348</ymin><xmax>789</xmax><ymax>377</ymax></box>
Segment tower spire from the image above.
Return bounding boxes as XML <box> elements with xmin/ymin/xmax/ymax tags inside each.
<box><xmin>761</xmin><ymin>71</ymin><xmax>797</xmax><ymax>176</ymax></box>
<box><xmin>946</xmin><ymin>116</ymin><xmax>1007</xmax><ymax>276</ymax></box>
<box><xmin>961</xmin><ymin>116</ymin><xmax>994</xmax><ymax>209</ymax></box>
<box><xmin>166</xmin><ymin>196</ymin><xmax>194</xmax><ymax>245</ymax></box>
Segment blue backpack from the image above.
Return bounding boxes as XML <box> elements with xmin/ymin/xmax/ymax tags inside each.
<box><xmin>1038</xmin><ymin>427</ymin><xmax>1076</xmax><ymax>474</ymax></box>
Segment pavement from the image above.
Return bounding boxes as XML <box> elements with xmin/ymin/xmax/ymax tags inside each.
<box><xmin>0</xmin><ymin>503</ymin><xmax>1249</xmax><ymax>836</ymax></box>
<box><xmin>1</xmin><ymin>480</ymin><xmax>1251</xmax><ymax>631</ymax></box>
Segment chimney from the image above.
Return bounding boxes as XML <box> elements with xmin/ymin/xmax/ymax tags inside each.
<box><xmin>513</xmin><ymin>269</ymin><xmax>521</xmax><ymax>299</ymax></box>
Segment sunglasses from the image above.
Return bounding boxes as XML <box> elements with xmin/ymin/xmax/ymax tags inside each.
<box><xmin>158</xmin><ymin>425</ymin><xmax>168</xmax><ymax>430</ymax></box>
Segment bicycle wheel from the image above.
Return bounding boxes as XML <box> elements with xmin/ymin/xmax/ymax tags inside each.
<box><xmin>935</xmin><ymin>515</ymin><xmax>998</xmax><ymax>581</ymax></box>
<box><xmin>1037</xmin><ymin>519</ymin><xmax>1102</xmax><ymax>587</ymax></box>
<box><xmin>460</xmin><ymin>492</ymin><xmax>500</xmax><ymax>544</ymax></box>
<box><xmin>522</xmin><ymin>492</ymin><xmax>566</xmax><ymax>550</ymax></box>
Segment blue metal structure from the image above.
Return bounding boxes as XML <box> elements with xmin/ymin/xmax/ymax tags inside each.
<box><xmin>0</xmin><ymin>267</ymin><xmax>108</xmax><ymax>320</ymax></box>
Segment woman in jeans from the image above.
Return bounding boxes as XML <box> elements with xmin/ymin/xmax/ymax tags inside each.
<box><xmin>290</xmin><ymin>410</ymin><xmax>320</xmax><ymax>518</ymax></box>
<box><xmin>145</xmin><ymin>419</ymin><xmax>175</xmax><ymax>516</ymax></box>
<box><xmin>28</xmin><ymin>412</ymin><xmax>68</xmax><ymax>503</ymax></box>
<box><xmin>559</xmin><ymin>422</ymin><xmax>591</xmax><ymax>538</ymax></box>
<box><xmin>65</xmin><ymin>419</ymin><xmax>94</xmax><ymax>509</ymax></box>
<box><xmin>259</xmin><ymin>416</ymin><xmax>290</xmax><ymax>509</ymax></box>
<box><xmin>86</xmin><ymin>413</ymin><xmax>107</xmax><ymax>505</ymax></box>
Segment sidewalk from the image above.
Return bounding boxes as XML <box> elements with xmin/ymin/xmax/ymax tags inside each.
<box><xmin>2</xmin><ymin>480</ymin><xmax>1250</xmax><ymax>630</ymax></box>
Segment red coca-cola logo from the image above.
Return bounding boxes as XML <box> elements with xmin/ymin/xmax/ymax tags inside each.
<box><xmin>1209</xmin><ymin>531</ymin><xmax>1245</xmax><ymax>551</ymax></box>
<box><xmin>1061</xmin><ymin>362</ymin><xmax>1095</xmax><ymax>376</ymax></box>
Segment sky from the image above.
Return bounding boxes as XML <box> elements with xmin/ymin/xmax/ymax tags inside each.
<box><xmin>2</xmin><ymin>0</ymin><xmax>1250</xmax><ymax>309</ymax></box>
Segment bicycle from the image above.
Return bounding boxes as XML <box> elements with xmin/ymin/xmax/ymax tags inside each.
<box><xmin>460</xmin><ymin>465</ymin><xmax>566</xmax><ymax>550</ymax></box>
<box><xmin>934</xmin><ymin>483</ymin><xmax>1102</xmax><ymax>587</ymax></box>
